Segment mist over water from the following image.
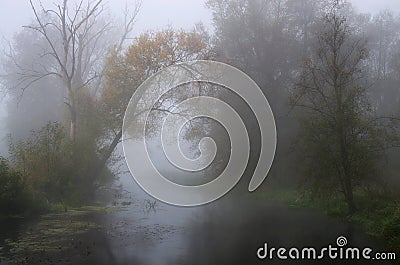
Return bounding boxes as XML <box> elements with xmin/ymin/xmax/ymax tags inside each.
<box><xmin>93</xmin><ymin>142</ymin><xmax>393</xmax><ymax>265</ymax></box>
<box><xmin>101</xmin><ymin>166</ymin><xmax>393</xmax><ymax>265</ymax></box>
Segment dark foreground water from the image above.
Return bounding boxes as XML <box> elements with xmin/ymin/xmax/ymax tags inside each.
<box><xmin>89</xmin><ymin>173</ymin><xmax>394</xmax><ymax>265</ymax></box>
<box><xmin>0</xmin><ymin>173</ymin><xmax>395</xmax><ymax>265</ymax></box>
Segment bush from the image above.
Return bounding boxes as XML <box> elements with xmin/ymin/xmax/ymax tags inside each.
<box><xmin>382</xmin><ymin>206</ymin><xmax>400</xmax><ymax>253</ymax></box>
<box><xmin>0</xmin><ymin>157</ymin><xmax>41</xmax><ymax>215</ymax></box>
<box><xmin>8</xmin><ymin>121</ymin><xmax>115</xmax><ymax>208</ymax></box>
<box><xmin>8</xmin><ymin>122</ymin><xmax>71</xmax><ymax>204</ymax></box>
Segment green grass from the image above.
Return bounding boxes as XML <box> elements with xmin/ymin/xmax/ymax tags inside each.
<box><xmin>256</xmin><ymin>188</ymin><xmax>400</xmax><ymax>260</ymax></box>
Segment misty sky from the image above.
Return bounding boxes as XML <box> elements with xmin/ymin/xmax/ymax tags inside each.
<box><xmin>351</xmin><ymin>0</ymin><xmax>400</xmax><ymax>14</ymax></box>
<box><xmin>0</xmin><ymin>0</ymin><xmax>211</xmax><ymax>40</ymax></box>
<box><xmin>1</xmin><ymin>0</ymin><xmax>400</xmax><ymax>41</ymax></box>
<box><xmin>0</xmin><ymin>0</ymin><xmax>399</xmax><ymax>153</ymax></box>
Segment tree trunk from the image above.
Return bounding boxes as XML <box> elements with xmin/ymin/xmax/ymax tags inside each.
<box><xmin>340</xmin><ymin>141</ymin><xmax>357</xmax><ymax>214</ymax></box>
<box><xmin>338</xmin><ymin>116</ymin><xmax>357</xmax><ymax>214</ymax></box>
<box><xmin>343</xmin><ymin>177</ymin><xmax>356</xmax><ymax>214</ymax></box>
<box><xmin>93</xmin><ymin>129</ymin><xmax>123</xmax><ymax>179</ymax></box>
<box><xmin>69</xmin><ymin>101</ymin><xmax>77</xmax><ymax>142</ymax></box>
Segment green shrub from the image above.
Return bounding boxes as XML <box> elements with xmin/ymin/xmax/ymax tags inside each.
<box><xmin>0</xmin><ymin>157</ymin><xmax>45</xmax><ymax>215</ymax></box>
<box><xmin>382</xmin><ymin>206</ymin><xmax>400</xmax><ymax>253</ymax></box>
<box><xmin>8</xmin><ymin>121</ymin><xmax>115</xmax><ymax>208</ymax></box>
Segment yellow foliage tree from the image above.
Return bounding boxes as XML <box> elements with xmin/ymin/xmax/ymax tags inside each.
<box><xmin>96</xmin><ymin>26</ymin><xmax>213</xmax><ymax>176</ymax></box>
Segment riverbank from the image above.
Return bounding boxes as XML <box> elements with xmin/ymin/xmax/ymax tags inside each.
<box><xmin>255</xmin><ymin>188</ymin><xmax>400</xmax><ymax>262</ymax></box>
<box><xmin>0</xmin><ymin>205</ymin><xmax>117</xmax><ymax>265</ymax></box>
<box><xmin>0</xmin><ymin>186</ymin><xmax>398</xmax><ymax>265</ymax></box>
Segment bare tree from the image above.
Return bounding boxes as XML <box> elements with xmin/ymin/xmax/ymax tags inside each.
<box><xmin>7</xmin><ymin>0</ymin><xmax>141</xmax><ymax>142</ymax></box>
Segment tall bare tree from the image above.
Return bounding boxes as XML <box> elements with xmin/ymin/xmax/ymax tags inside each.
<box><xmin>7</xmin><ymin>0</ymin><xmax>140</xmax><ymax>142</ymax></box>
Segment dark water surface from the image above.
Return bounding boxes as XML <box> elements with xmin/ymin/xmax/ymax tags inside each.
<box><xmin>0</xmin><ymin>172</ymin><xmax>394</xmax><ymax>265</ymax></box>
<box><xmin>97</xmin><ymin>173</ymin><xmax>394</xmax><ymax>265</ymax></box>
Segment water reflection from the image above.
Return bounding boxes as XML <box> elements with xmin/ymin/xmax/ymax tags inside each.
<box><xmin>103</xmin><ymin>173</ymin><xmax>393</xmax><ymax>265</ymax></box>
<box><xmin>0</xmin><ymin>171</ymin><xmax>394</xmax><ymax>265</ymax></box>
<box><xmin>178</xmin><ymin>197</ymin><xmax>393</xmax><ymax>265</ymax></box>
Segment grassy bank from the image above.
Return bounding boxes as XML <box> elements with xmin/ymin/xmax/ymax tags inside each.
<box><xmin>256</xmin><ymin>189</ymin><xmax>400</xmax><ymax>258</ymax></box>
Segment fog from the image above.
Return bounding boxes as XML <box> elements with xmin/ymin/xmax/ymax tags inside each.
<box><xmin>0</xmin><ymin>0</ymin><xmax>399</xmax><ymax>264</ymax></box>
<box><xmin>0</xmin><ymin>0</ymin><xmax>212</xmax><ymax>155</ymax></box>
<box><xmin>0</xmin><ymin>0</ymin><xmax>398</xmax><ymax>151</ymax></box>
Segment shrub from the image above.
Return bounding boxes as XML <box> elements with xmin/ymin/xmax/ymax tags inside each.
<box><xmin>0</xmin><ymin>157</ymin><xmax>39</xmax><ymax>215</ymax></box>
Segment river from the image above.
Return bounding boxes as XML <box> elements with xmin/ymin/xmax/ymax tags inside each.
<box><xmin>92</xmin><ymin>171</ymin><xmax>394</xmax><ymax>265</ymax></box>
<box><xmin>0</xmin><ymin>170</ymin><xmax>395</xmax><ymax>265</ymax></box>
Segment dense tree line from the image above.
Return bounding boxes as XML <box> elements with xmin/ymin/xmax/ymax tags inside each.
<box><xmin>0</xmin><ymin>0</ymin><xmax>399</xmax><ymax>217</ymax></box>
<box><xmin>207</xmin><ymin>0</ymin><xmax>400</xmax><ymax>212</ymax></box>
<box><xmin>0</xmin><ymin>0</ymin><xmax>213</xmax><ymax>214</ymax></box>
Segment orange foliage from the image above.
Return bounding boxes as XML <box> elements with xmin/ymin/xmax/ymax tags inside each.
<box><xmin>100</xmin><ymin>27</ymin><xmax>213</xmax><ymax>130</ymax></box>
